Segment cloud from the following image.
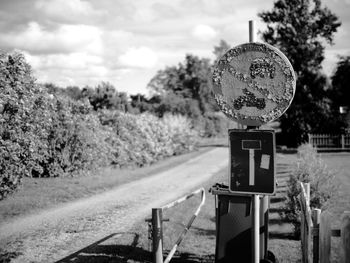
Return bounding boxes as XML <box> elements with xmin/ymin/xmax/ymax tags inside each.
<box><xmin>0</xmin><ymin>22</ymin><xmax>103</xmax><ymax>55</ymax></box>
<box><xmin>323</xmin><ymin>48</ymin><xmax>350</xmax><ymax>75</ymax></box>
<box><xmin>23</xmin><ymin>51</ymin><xmax>110</xmax><ymax>87</ymax></box>
<box><xmin>179</xmin><ymin>0</ymin><xmax>235</xmax><ymax>16</ymax></box>
<box><xmin>32</xmin><ymin>53</ymin><xmax>103</xmax><ymax>70</ymax></box>
<box><xmin>0</xmin><ymin>0</ymin><xmax>348</xmax><ymax>95</ymax></box>
<box><xmin>192</xmin><ymin>24</ymin><xmax>217</xmax><ymax>41</ymax></box>
<box><xmin>151</xmin><ymin>3</ymin><xmax>179</xmax><ymax>19</ymax></box>
<box><xmin>35</xmin><ymin>0</ymin><xmax>105</xmax><ymax>24</ymax></box>
<box><xmin>118</xmin><ymin>47</ymin><xmax>158</xmax><ymax>69</ymax></box>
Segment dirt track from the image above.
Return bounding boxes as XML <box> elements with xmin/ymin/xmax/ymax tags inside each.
<box><xmin>0</xmin><ymin>148</ymin><xmax>228</xmax><ymax>263</ymax></box>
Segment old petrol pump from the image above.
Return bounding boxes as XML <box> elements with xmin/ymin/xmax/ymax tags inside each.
<box><xmin>210</xmin><ymin>21</ymin><xmax>296</xmax><ymax>263</ymax></box>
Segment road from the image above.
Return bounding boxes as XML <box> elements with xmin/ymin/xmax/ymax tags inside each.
<box><xmin>0</xmin><ymin>147</ymin><xmax>228</xmax><ymax>263</ymax></box>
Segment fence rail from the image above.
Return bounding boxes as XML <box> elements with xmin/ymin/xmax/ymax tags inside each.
<box><xmin>299</xmin><ymin>182</ymin><xmax>350</xmax><ymax>263</ymax></box>
<box><xmin>308</xmin><ymin>134</ymin><xmax>350</xmax><ymax>149</ymax></box>
<box><xmin>146</xmin><ymin>188</ymin><xmax>206</xmax><ymax>263</ymax></box>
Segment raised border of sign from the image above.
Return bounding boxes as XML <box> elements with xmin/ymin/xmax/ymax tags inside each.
<box><xmin>212</xmin><ymin>42</ymin><xmax>296</xmax><ymax>126</ymax></box>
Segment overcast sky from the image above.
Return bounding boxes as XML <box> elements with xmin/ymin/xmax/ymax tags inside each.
<box><xmin>0</xmin><ymin>0</ymin><xmax>349</xmax><ymax>95</ymax></box>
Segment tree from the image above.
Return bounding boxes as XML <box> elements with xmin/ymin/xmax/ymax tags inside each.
<box><xmin>82</xmin><ymin>82</ymin><xmax>130</xmax><ymax>111</ymax></box>
<box><xmin>42</xmin><ymin>83</ymin><xmax>62</xmax><ymax>95</ymax></box>
<box><xmin>147</xmin><ymin>54</ymin><xmax>217</xmax><ymax>117</ymax></box>
<box><xmin>130</xmin><ymin>94</ymin><xmax>160</xmax><ymax>114</ymax></box>
<box><xmin>65</xmin><ymin>86</ymin><xmax>84</xmax><ymax>101</ymax></box>
<box><xmin>213</xmin><ymin>39</ymin><xmax>231</xmax><ymax>63</ymax></box>
<box><xmin>330</xmin><ymin>56</ymin><xmax>350</xmax><ymax>131</ymax></box>
<box><xmin>42</xmin><ymin>83</ymin><xmax>84</xmax><ymax>101</ymax></box>
<box><xmin>331</xmin><ymin>56</ymin><xmax>350</xmax><ymax>108</ymax></box>
<box><xmin>259</xmin><ymin>0</ymin><xmax>341</xmax><ymax>146</ymax></box>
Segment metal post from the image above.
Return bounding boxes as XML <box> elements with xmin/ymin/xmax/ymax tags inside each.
<box><xmin>249</xmin><ymin>19</ymin><xmax>260</xmax><ymax>263</ymax></box>
<box><xmin>262</xmin><ymin>195</ymin><xmax>269</xmax><ymax>257</ymax></box>
<box><xmin>152</xmin><ymin>208</ymin><xmax>163</xmax><ymax>263</ymax></box>
<box><xmin>253</xmin><ymin>194</ymin><xmax>260</xmax><ymax>263</ymax></box>
<box><xmin>249</xmin><ymin>20</ymin><xmax>256</xmax><ymax>42</ymax></box>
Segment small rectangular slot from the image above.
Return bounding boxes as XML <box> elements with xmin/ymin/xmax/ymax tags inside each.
<box><xmin>242</xmin><ymin>140</ymin><xmax>261</xmax><ymax>150</ymax></box>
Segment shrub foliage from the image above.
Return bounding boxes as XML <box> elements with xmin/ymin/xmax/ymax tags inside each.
<box><xmin>0</xmin><ymin>52</ymin><xmax>39</xmax><ymax>199</ymax></box>
<box><xmin>282</xmin><ymin>144</ymin><xmax>338</xmax><ymax>238</ymax></box>
<box><xmin>0</xmin><ymin>51</ymin><xmax>198</xmax><ymax>200</ymax></box>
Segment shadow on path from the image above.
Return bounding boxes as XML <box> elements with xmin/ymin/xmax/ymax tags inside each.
<box><xmin>55</xmin><ymin>233</ymin><xmax>152</xmax><ymax>263</ymax></box>
<box><xmin>0</xmin><ymin>251</ymin><xmax>22</xmax><ymax>263</ymax></box>
<box><xmin>168</xmin><ymin>252</ymin><xmax>214</xmax><ymax>263</ymax></box>
<box><xmin>269</xmin><ymin>232</ymin><xmax>298</xmax><ymax>240</ymax></box>
<box><xmin>268</xmin><ymin>162</ymin><xmax>296</xmax><ymax>241</ymax></box>
<box><xmin>55</xmin><ymin>232</ymin><xmax>214</xmax><ymax>263</ymax></box>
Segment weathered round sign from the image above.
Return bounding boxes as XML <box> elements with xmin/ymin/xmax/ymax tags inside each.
<box><xmin>212</xmin><ymin>42</ymin><xmax>296</xmax><ymax>126</ymax></box>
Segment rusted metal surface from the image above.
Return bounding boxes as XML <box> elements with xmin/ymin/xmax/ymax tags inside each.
<box><xmin>212</xmin><ymin>42</ymin><xmax>296</xmax><ymax>126</ymax></box>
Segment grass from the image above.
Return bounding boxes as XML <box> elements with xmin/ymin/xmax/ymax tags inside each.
<box><xmin>5</xmin><ymin>141</ymin><xmax>347</xmax><ymax>262</ymax></box>
<box><xmin>56</xmin><ymin>159</ymin><xmax>303</xmax><ymax>263</ymax></box>
<box><xmin>0</xmin><ymin>147</ymin><xmax>213</xmax><ymax>223</ymax></box>
<box><xmin>132</xmin><ymin>153</ymin><xmax>350</xmax><ymax>263</ymax></box>
<box><xmin>318</xmin><ymin>153</ymin><xmax>350</xmax><ymax>262</ymax></box>
<box><xmin>57</xmin><ymin>167</ymin><xmax>223</xmax><ymax>263</ymax></box>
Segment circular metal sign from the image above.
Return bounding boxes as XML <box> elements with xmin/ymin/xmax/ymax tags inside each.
<box><xmin>212</xmin><ymin>42</ymin><xmax>296</xmax><ymax>126</ymax></box>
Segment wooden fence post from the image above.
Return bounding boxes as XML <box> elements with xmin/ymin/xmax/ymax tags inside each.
<box><xmin>305</xmin><ymin>183</ymin><xmax>310</xmax><ymax>206</ymax></box>
<box><xmin>320</xmin><ymin>211</ymin><xmax>332</xmax><ymax>263</ymax></box>
<box><xmin>301</xmin><ymin>202</ymin><xmax>306</xmax><ymax>262</ymax></box>
<box><xmin>312</xmin><ymin>209</ymin><xmax>321</xmax><ymax>263</ymax></box>
<box><xmin>341</xmin><ymin>211</ymin><xmax>350</xmax><ymax>263</ymax></box>
<box><xmin>300</xmin><ymin>182</ymin><xmax>312</xmax><ymax>263</ymax></box>
<box><xmin>300</xmin><ymin>183</ymin><xmax>306</xmax><ymax>263</ymax></box>
<box><xmin>306</xmin><ymin>183</ymin><xmax>312</xmax><ymax>263</ymax></box>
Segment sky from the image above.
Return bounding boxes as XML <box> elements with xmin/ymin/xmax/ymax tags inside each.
<box><xmin>0</xmin><ymin>0</ymin><xmax>349</xmax><ymax>95</ymax></box>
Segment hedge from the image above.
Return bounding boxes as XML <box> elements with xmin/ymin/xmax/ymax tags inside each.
<box><xmin>0</xmin><ymin>51</ymin><xmax>198</xmax><ymax>200</ymax></box>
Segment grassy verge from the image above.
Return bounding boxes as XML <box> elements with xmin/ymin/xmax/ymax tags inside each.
<box><xmin>54</xmin><ymin>153</ymin><xmax>306</xmax><ymax>263</ymax></box>
<box><xmin>318</xmin><ymin>153</ymin><xmax>350</xmax><ymax>262</ymax></box>
<box><xmin>111</xmin><ymin>162</ymin><xmax>300</xmax><ymax>262</ymax></box>
<box><xmin>0</xmin><ymin>147</ymin><xmax>213</xmax><ymax>223</ymax></box>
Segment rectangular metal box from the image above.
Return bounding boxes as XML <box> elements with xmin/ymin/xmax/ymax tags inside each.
<box><xmin>211</xmin><ymin>188</ymin><xmax>268</xmax><ymax>262</ymax></box>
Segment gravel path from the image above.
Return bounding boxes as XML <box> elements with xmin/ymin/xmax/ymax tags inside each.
<box><xmin>0</xmin><ymin>148</ymin><xmax>228</xmax><ymax>263</ymax></box>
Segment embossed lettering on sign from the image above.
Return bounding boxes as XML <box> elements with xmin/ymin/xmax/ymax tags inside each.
<box><xmin>212</xmin><ymin>42</ymin><xmax>296</xmax><ymax>126</ymax></box>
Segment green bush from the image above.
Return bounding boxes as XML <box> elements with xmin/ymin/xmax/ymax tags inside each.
<box><xmin>193</xmin><ymin>112</ymin><xmax>232</xmax><ymax>137</ymax></box>
<box><xmin>282</xmin><ymin>143</ymin><xmax>338</xmax><ymax>238</ymax></box>
<box><xmin>99</xmin><ymin>111</ymin><xmax>198</xmax><ymax>167</ymax></box>
<box><xmin>0</xmin><ymin>51</ymin><xmax>199</xmax><ymax>200</ymax></box>
<box><xmin>0</xmin><ymin>51</ymin><xmax>40</xmax><ymax>199</ymax></box>
<box><xmin>0</xmin><ymin>51</ymin><xmax>112</xmax><ymax>199</ymax></box>
<box><xmin>162</xmin><ymin>114</ymin><xmax>198</xmax><ymax>154</ymax></box>
<box><xmin>36</xmin><ymin>96</ymin><xmax>112</xmax><ymax>177</ymax></box>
